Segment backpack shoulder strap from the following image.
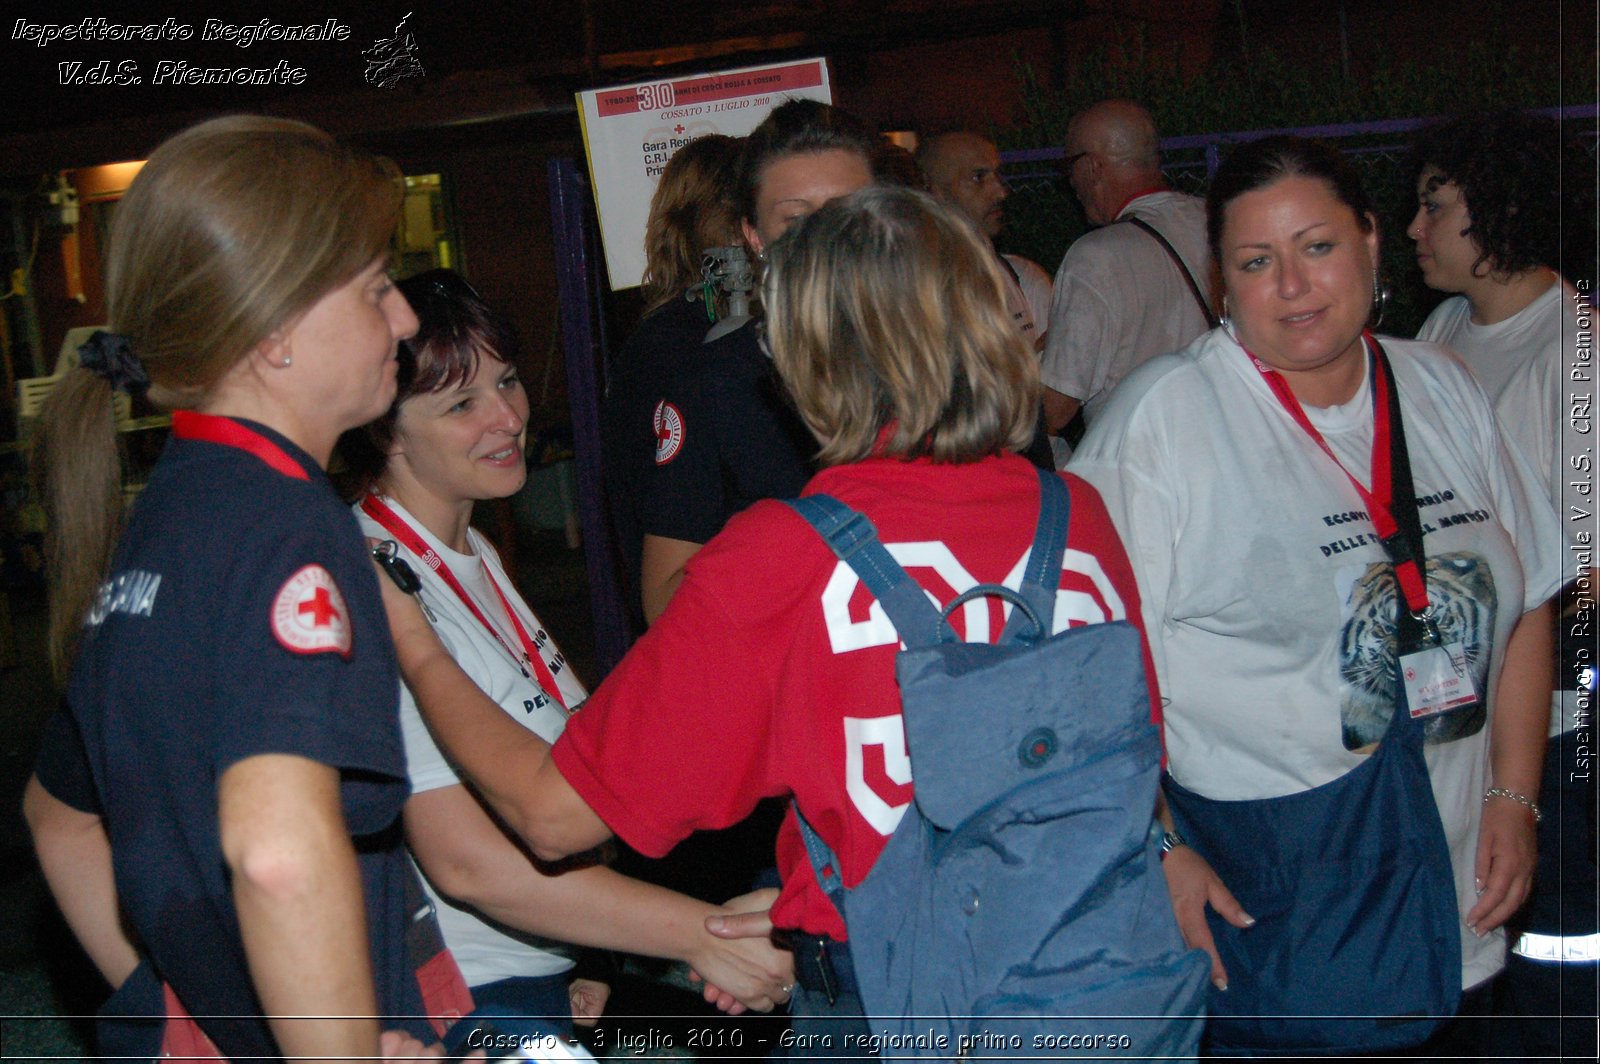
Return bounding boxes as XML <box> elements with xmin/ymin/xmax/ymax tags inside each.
<box><xmin>785</xmin><ymin>494</ymin><xmax>931</xmax><ymax>925</ymax></box>
<box><xmin>1122</xmin><ymin>215</ymin><xmax>1220</xmax><ymax>329</ymax></box>
<box><xmin>785</xmin><ymin>494</ymin><xmax>949</xmax><ymax>649</ymax></box>
<box><xmin>792</xmin><ymin>798</ymin><xmax>848</xmax><ymax>913</ymax></box>
<box><xmin>999</xmin><ymin>467</ymin><xmax>1072</xmax><ymax>643</ymax></box>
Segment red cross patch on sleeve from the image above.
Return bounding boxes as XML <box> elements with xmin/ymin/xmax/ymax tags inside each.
<box><xmin>653</xmin><ymin>400</ymin><xmax>685</xmax><ymax>465</ymax></box>
<box><xmin>271</xmin><ymin>565</ymin><xmax>353</xmax><ymax>657</ymax></box>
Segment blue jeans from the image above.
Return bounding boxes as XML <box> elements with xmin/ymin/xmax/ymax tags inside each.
<box><xmin>784</xmin><ymin>986</ymin><xmax>874</xmax><ymax>1059</ymax></box>
<box><xmin>445</xmin><ymin>973</ymin><xmax>575</xmax><ymax>1054</ymax></box>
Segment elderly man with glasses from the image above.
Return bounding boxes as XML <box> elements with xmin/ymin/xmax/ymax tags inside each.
<box><xmin>1042</xmin><ymin>99</ymin><xmax>1213</xmax><ymax>443</ymax></box>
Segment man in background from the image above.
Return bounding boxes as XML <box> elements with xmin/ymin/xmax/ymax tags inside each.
<box><xmin>919</xmin><ymin>130</ymin><xmax>1053</xmax><ymax>352</ymax></box>
<box><xmin>1042</xmin><ymin>99</ymin><xmax>1213</xmax><ymax>436</ymax></box>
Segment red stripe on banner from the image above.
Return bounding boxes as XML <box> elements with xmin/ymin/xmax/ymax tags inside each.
<box><xmin>594</xmin><ymin>87</ymin><xmax>643</xmax><ymax>118</ymax></box>
<box><xmin>595</xmin><ymin>60</ymin><xmax>824</xmax><ymax>117</ymax></box>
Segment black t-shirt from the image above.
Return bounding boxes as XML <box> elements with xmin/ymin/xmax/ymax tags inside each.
<box><xmin>601</xmin><ymin>297</ymin><xmax>719</xmax><ymax>609</ymax></box>
<box><xmin>640</xmin><ymin>320</ymin><xmax>817</xmax><ymax>545</ymax></box>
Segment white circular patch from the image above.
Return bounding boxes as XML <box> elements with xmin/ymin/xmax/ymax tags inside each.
<box><xmin>271</xmin><ymin>565</ymin><xmax>353</xmax><ymax>657</ymax></box>
<box><xmin>653</xmin><ymin>400</ymin><xmax>685</xmax><ymax>465</ymax></box>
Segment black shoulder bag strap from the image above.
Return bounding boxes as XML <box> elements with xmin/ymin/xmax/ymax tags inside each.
<box><xmin>1122</xmin><ymin>215</ymin><xmax>1219</xmax><ymax>329</ymax></box>
<box><xmin>1373</xmin><ymin>340</ymin><xmax>1431</xmax><ymax>655</ymax></box>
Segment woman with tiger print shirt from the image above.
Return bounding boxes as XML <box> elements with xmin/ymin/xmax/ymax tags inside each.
<box><xmin>1070</xmin><ymin>137</ymin><xmax>1562</xmax><ymax>1054</ymax></box>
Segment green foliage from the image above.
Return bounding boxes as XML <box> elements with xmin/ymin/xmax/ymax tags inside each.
<box><xmin>996</xmin><ymin>25</ymin><xmax>1595</xmax><ymax>336</ymax></box>
<box><xmin>1006</xmin><ymin>27</ymin><xmax>1589</xmax><ymax>145</ymax></box>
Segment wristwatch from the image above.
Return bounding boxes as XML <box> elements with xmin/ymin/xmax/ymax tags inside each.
<box><xmin>1149</xmin><ymin>822</ymin><xmax>1187</xmax><ymax>858</ymax></box>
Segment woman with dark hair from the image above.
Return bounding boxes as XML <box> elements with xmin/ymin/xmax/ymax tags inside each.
<box><xmin>1071</xmin><ymin>136</ymin><xmax>1562</xmax><ymax>1054</ymax></box>
<box><xmin>602</xmin><ymin>133</ymin><xmax>742</xmax><ymax>627</ymax></box>
<box><xmin>1411</xmin><ymin>112</ymin><xmax>1590</xmax><ymax>519</ymax></box>
<box><xmin>1410</xmin><ymin>111</ymin><xmax>1596</xmax><ymax>1060</ymax></box>
<box><xmin>636</xmin><ymin>99</ymin><xmax>875</xmax><ymax>623</ymax></box>
<box><xmin>618</xmin><ymin>103</ymin><xmax>877</xmax><ymax>914</ymax></box>
<box><xmin>21</xmin><ymin>116</ymin><xmax>454</xmax><ymax>1060</ymax></box>
<box><xmin>381</xmin><ymin>187</ymin><xmax>1159</xmax><ymax>1050</ymax></box>
<box><xmin>345</xmin><ymin>269</ymin><xmax>793</xmax><ymax>1031</ymax></box>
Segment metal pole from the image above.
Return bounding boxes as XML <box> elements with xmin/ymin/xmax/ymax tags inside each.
<box><xmin>547</xmin><ymin>157</ymin><xmax>630</xmax><ymax>678</ymax></box>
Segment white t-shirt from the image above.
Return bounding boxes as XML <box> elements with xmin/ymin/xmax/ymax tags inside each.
<box><xmin>1419</xmin><ymin>282</ymin><xmax>1593</xmax><ymax>734</ymax></box>
<box><xmin>1070</xmin><ymin>328</ymin><xmax>1564</xmax><ymax>988</ymax></box>
<box><xmin>1002</xmin><ymin>252</ymin><xmax>1054</xmax><ymax>348</ymax></box>
<box><xmin>1041</xmin><ymin>190</ymin><xmax>1212</xmax><ymax>422</ymax></box>
<box><xmin>1418</xmin><ymin>281</ymin><xmax>1590</xmax><ymax>573</ymax></box>
<box><xmin>357</xmin><ymin>497</ymin><xmax>588</xmax><ymax>986</ymax></box>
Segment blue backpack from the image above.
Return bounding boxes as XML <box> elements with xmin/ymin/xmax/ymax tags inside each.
<box><xmin>785</xmin><ymin>468</ymin><xmax>1208</xmax><ymax>1059</ymax></box>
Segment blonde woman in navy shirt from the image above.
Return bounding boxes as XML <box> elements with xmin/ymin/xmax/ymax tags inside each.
<box><xmin>23</xmin><ymin>116</ymin><xmax>459</xmax><ymax>1060</ymax></box>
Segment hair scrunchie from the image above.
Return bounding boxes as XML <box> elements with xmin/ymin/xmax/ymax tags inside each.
<box><xmin>77</xmin><ymin>330</ymin><xmax>150</xmax><ymax>397</ymax></box>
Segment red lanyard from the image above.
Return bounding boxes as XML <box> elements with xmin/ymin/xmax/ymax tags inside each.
<box><xmin>360</xmin><ymin>495</ymin><xmax>568</xmax><ymax>710</ymax></box>
<box><xmin>1111</xmin><ymin>185</ymin><xmax>1167</xmax><ymax>219</ymax></box>
<box><xmin>1243</xmin><ymin>333</ymin><xmax>1430</xmax><ymax>615</ymax></box>
<box><xmin>172</xmin><ymin>411</ymin><xmax>309</xmax><ymax>481</ymax></box>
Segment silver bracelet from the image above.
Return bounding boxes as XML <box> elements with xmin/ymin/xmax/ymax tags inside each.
<box><xmin>1483</xmin><ymin>787</ymin><xmax>1542</xmax><ymax>823</ymax></box>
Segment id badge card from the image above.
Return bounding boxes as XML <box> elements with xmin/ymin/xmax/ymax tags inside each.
<box><xmin>1401</xmin><ymin>640</ymin><xmax>1478</xmax><ymax>718</ymax></box>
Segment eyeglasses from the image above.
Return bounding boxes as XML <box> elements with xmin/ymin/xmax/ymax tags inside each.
<box><xmin>424</xmin><ymin>272</ymin><xmax>482</xmax><ymax>302</ymax></box>
<box><xmin>400</xmin><ymin>269</ymin><xmax>485</xmax><ymax>312</ymax></box>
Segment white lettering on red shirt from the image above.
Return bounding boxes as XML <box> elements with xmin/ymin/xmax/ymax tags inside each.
<box><xmin>824</xmin><ymin>538</ymin><xmax>1127</xmax><ymax>832</ymax></box>
<box><xmin>844</xmin><ymin>715</ymin><xmax>914</xmax><ymax>835</ymax></box>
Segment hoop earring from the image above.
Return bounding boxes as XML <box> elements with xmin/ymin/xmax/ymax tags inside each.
<box><xmin>1368</xmin><ymin>276</ymin><xmax>1391</xmax><ymax>330</ymax></box>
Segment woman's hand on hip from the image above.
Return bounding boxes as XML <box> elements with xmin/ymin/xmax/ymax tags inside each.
<box><xmin>1161</xmin><ymin>845</ymin><xmax>1253</xmax><ymax>991</ymax></box>
<box><xmin>1467</xmin><ymin>796</ymin><xmax>1537</xmax><ymax>935</ymax></box>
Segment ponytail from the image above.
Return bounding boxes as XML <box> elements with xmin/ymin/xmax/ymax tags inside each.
<box><xmin>30</xmin><ymin>114</ymin><xmax>402</xmax><ymax>678</ymax></box>
<box><xmin>33</xmin><ymin>367</ymin><xmax>125</xmax><ymax>679</ymax></box>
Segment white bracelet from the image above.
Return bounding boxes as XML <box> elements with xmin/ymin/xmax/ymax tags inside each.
<box><xmin>1484</xmin><ymin>787</ymin><xmax>1542</xmax><ymax>823</ymax></box>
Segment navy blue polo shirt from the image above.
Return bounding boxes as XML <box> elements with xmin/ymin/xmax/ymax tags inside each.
<box><xmin>602</xmin><ymin>297</ymin><xmax>718</xmax><ymax>605</ymax></box>
<box><xmin>640</xmin><ymin>321</ymin><xmax>817</xmax><ymax>545</ymax></box>
<box><xmin>35</xmin><ymin>412</ymin><xmax>431</xmax><ymax>1057</ymax></box>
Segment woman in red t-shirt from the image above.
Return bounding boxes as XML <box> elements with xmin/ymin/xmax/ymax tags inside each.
<box><xmin>384</xmin><ymin>187</ymin><xmax>1158</xmax><ymax>1046</ymax></box>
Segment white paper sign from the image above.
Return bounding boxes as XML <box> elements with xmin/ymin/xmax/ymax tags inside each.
<box><xmin>576</xmin><ymin>58</ymin><xmax>832</xmax><ymax>291</ymax></box>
